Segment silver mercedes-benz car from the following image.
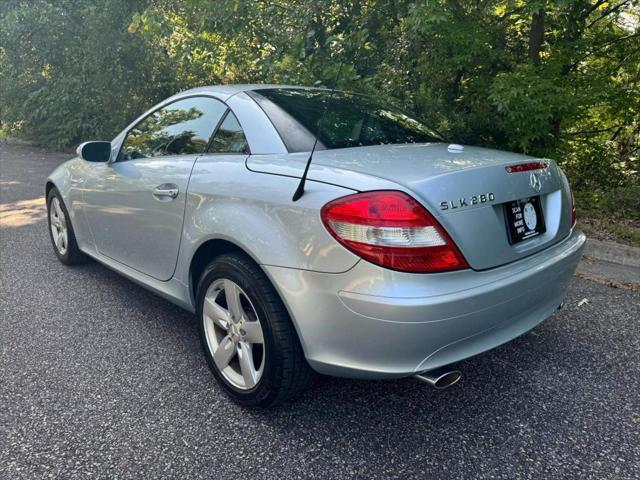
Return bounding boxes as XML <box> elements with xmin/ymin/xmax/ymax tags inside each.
<box><xmin>46</xmin><ymin>85</ymin><xmax>585</xmax><ymax>407</ymax></box>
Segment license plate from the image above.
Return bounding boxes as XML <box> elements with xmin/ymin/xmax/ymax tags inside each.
<box><xmin>504</xmin><ymin>196</ymin><xmax>546</xmax><ymax>244</ymax></box>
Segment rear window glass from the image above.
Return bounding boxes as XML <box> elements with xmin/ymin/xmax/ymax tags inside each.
<box><xmin>248</xmin><ymin>88</ymin><xmax>442</xmax><ymax>152</ymax></box>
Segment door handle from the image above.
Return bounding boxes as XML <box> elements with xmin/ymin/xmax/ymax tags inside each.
<box><xmin>153</xmin><ymin>183</ymin><xmax>179</xmax><ymax>200</ymax></box>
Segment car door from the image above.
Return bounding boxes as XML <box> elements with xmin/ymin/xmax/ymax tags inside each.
<box><xmin>82</xmin><ymin>96</ymin><xmax>227</xmax><ymax>281</ymax></box>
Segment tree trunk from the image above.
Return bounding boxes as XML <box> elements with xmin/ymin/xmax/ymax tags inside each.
<box><xmin>529</xmin><ymin>8</ymin><xmax>546</xmax><ymax>64</ymax></box>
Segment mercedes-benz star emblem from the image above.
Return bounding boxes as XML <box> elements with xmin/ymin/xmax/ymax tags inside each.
<box><xmin>529</xmin><ymin>172</ymin><xmax>542</xmax><ymax>192</ymax></box>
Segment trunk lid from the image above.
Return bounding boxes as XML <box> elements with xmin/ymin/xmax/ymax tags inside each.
<box><xmin>247</xmin><ymin>143</ymin><xmax>574</xmax><ymax>270</ymax></box>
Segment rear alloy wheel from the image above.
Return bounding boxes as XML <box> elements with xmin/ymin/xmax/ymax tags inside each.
<box><xmin>197</xmin><ymin>253</ymin><xmax>313</xmax><ymax>407</ymax></box>
<box><xmin>202</xmin><ymin>278</ymin><xmax>265</xmax><ymax>390</ymax></box>
<box><xmin>47</xmin><ymin>188</ymin><xmax>88</xmax><ymax>265</ymax></box>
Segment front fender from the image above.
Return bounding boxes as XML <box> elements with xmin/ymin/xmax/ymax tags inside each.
<box><xmin>46</xmin><ymin>157</ymin><xmax>96</xmax><ymax>251</ymax></box>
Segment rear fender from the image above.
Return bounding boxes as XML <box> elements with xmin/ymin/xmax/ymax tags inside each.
<box><xmin>173</xmin><ymin>155</ymin><xmax>361</xmax><ymax>287</ymax></box>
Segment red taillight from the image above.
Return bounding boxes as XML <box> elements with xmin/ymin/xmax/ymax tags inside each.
<box><xmin>320</xmin><ymin>191</ymin><xmax>469</xmax><ymax>273</ymax></box>
<box><xmin>505</xmin><ymin>161</ymin><xmax>549</xmax><ymax>173</ymax></box>
<box><xmin>570</xmin><ymin>187</ymin><xmax>576</xmax><ymax>227</ymax></box>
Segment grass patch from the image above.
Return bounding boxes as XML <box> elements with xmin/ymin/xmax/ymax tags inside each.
<box><xmin>575</xmin><ymin>185</ymin><xmax>640</xmax><ymax>247</ymax></box>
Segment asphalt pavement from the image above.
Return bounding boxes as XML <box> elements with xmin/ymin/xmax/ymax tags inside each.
<box><xmin>1</xmin><ymin>142</ymin><xmax>639</xmax><ymax>479</ymax></box>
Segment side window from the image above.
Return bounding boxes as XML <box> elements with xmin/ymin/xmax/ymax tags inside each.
<box><xmin>208</xmin><ymin>111</ymin><xmax>249</xmax><ymax>154</ymax></box>
<box><xmin>118</xmin><ymin>97</ymin><xmax>226</xmax><ymax>161</ymax></box>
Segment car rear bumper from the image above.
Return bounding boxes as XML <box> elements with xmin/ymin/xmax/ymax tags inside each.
<box><xmin>263</xmin><ymin>229</ymin><xmax>586</xmax><ymax>379</ymax></box>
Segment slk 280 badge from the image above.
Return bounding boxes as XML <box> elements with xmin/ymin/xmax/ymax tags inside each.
<box><xmin>440</xmin><ymin>193</ymin><xmax>495</xmax><ymax>211</ymax></box>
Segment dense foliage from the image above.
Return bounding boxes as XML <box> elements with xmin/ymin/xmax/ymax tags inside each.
<box><xmin>1</xmin><ymin>0</ymin><xmax>638</xmax><ymax>191</ymax></box>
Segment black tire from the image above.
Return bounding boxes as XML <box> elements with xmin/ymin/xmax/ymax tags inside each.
<box><xmin>46</xmin><ymin>188</ymin><xmax>88</xmax><ymax>265</ymax></box>
<box><xmin>197</xmin><ymin>253</ymin><xmax>314</xmax><ymax>407</ymax></box>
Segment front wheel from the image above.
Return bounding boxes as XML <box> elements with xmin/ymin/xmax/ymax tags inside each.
<box><xmin>197</xmin><ymin>253</ymin><xmax>313</xmax><ymax>407</ymax></box>
<box><xmin>47</xmin><ymin>188</ymin><xmax>88</xmax><ymax>265</ymax></box>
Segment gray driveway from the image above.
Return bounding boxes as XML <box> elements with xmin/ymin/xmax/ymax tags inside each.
<box><xmin>1</xmin><ymin>142</ymin><xmax>639</xmax><ymax>479</ymax></box>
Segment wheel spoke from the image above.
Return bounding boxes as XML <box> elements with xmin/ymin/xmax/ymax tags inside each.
<box><xmin>54</xmin><ymin>199</ymin><xmax>63</xmax><ymax>219</ymax></box>
<box><xmin>238</xmin><ymin>342</ymin><xmax>257</xmax><ymax>388</ymax></box>
<box><xmin>242</xmin><ymin>321</ymin><xmax>263</xmax><ymax>344</ymax></box>
<box><xmin>213</xmin><ymin>335</ymin><xmax>236</xmax><ymax>370</ymax></box>
<box><xmin>55</xmin><ymin>231</ymin><xmax>63</xmax><ymax>250</ymax></box>
<box><xmin>223</xmin><ymin>279</ymin><xmax>243</xmax><ymax>321</ymax></box>
<box><xmin>203</xmin><ymin>297</ymin><xmax>230</xmax><ymax>330</ymax></box>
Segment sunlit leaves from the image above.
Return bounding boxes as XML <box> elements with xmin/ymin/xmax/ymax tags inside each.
<box><xmin>0</xmin><ymin>0</ymin><xmax>638</xmax><ymax>191</ymax></box>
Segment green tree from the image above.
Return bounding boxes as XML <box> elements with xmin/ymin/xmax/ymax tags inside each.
<box><xmin>1</xmin><ymin>0</ymin><xmax>638</xmax><ymax>191</ymax></box>
<box><xmin>0</xmin><ymin>0</ymin><xmax>173</xmax><ymax>147</ymax></box>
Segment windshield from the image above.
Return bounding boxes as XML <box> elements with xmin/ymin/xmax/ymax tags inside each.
<box><xmin>248</xmin><ymin>88</ymin><xmax>443</xmax><ymax>152</ymax></box>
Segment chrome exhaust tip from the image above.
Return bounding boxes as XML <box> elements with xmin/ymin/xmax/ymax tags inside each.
<box><xmin>414</xmin><ymin>368</ymin><xmax>462</xmax><ymax>390</ymax></box>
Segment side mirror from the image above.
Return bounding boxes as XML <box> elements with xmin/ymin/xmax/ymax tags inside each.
<box><xmin>77</xmin><ymin>141</ymin><xmax>111</xmax><ymax>162</ymax></box>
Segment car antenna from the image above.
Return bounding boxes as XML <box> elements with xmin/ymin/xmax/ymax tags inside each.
<box><xmin>291</xmin><ymin>135</ymin><xmax>319</xmax><ymax>202</ymax></box>
<box><xmin>292</xmin><ymin>63</ymin><xmax>345</xmax><ymax>202</ymax></box>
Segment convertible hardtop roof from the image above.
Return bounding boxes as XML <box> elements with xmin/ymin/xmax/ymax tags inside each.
<box><xmin>177</xmin><ymin>84</ymin><xmax>329</xmax><ymax>101</ymax></box>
